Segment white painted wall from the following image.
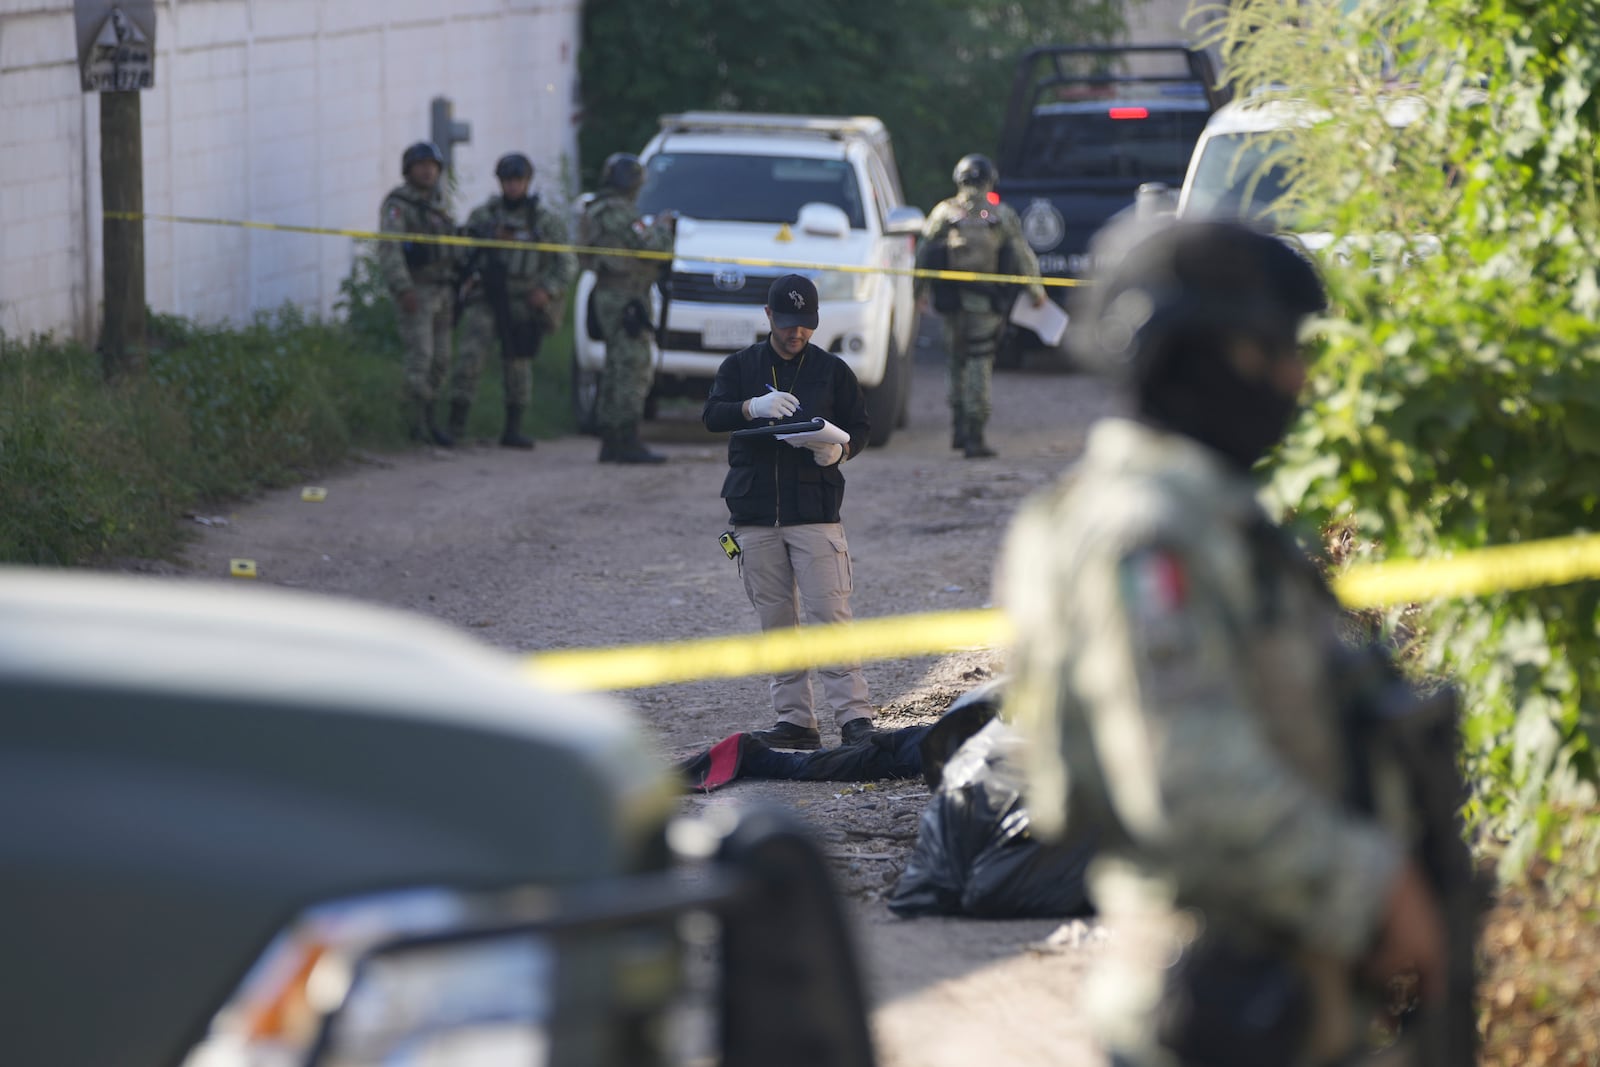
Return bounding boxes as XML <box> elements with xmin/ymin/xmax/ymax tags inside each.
<box><xmin>0</xmin><ymin>0</ymin><xmax>582</xmax><ymax>343</ymax></box>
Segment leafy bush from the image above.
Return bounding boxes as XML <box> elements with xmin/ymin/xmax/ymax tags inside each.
<box><xmin>1</xmin><ymin>250</ymin><xmax>580</xmax><ymax>567</ymax></box>
<box><xmin>1208</xmin><ymin>0</ymin><xmax>1600</xmax><ymax>876</ymax></box>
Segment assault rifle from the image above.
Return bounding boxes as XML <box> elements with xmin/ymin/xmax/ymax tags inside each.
<box><xmin>1336</xmin><ymin>644</ymin><xmax>1488</xmax><ymax>1067</ymax></box>
<box><xmin>454</xmin><ymin>210</ymin><xmax>544</xmax><ymax>360</ymax></box>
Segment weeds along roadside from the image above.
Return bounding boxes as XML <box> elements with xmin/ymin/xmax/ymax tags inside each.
<box><xmin>0</xmin><ymin>252</ymin><xmax>577</xmax><ymax>566</ymax></box>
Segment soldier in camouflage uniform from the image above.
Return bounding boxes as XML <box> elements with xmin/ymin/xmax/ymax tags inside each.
<box><xmin>582</xmin><ymin>152</ymin><xmax>677</xmax><ymax>464</ymax></box>
<box><xmin>997</xmin><ymin>221</ymin><xmax>1450</xmax><ymax>1067</ymax></box>
<box><xmin>378</xmin><ymin>141</ymin><xmax>458</xmax><ymax>446</ymax></box>
<box><xmin>916</xmin><ymin>154</ymin><xmax>1046</xmax><ymax>459</ymax></box>
<box><xmin>451</xmin><ymin>152</ymin><xmax>577</xmax><ymax>448</ymax></box>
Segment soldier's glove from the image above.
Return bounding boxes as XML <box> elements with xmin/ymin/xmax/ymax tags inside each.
<box><xmin>803</xmin><ymin>441</ymin><xmax>844</xmax><ymax>466</ymax></box>
<box><xmin>748</xmin><ymin>390</ymin><xmax>800</xmax><ymax>419</ymax></box>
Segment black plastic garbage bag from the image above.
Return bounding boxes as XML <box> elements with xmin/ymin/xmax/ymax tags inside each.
<box><xmin>889</xmin><ymin>718</ymin><xmax>1097</xmax><ymax>919</ymax></box>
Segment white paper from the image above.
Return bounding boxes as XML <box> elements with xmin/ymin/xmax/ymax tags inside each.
<box><xmin>1008</xmin><ymin>294</ymin><xmax>1069</xmax><ymax>348</ymax></box>
<box><xmin>776</xmin><ymin>418</ymin><xmax>851</xmax><ymax>446</ymax></box>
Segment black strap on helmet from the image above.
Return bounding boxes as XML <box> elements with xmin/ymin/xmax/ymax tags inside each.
<box><xmin>495</xmin><ymin>152</ymin><xmax>534</xmax><ymax>180</ymax></box>
<box><xmin>599</xmin><ymin>153</ymin><xmax>644</xmax><ymax>194</ymax></box>
<box><xmin>953</xmin><ymin>153</ymin><xmax>997</xmax><ymax>188</ymax></box>
<box><xmin>401</xmin><ymin>141</ymin><xmax>445</xmax><ymax>177</ymax></box>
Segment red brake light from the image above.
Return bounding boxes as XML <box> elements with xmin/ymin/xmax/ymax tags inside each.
<box><xmin>1108</xmin><ymin>107</ymin><xmax>1149</xmax><ymax>120</ymax></box>
<box><xmin>986</xmin><ymin>191</ymin><xmax>1000</xmax><ymax>205</ymax></box>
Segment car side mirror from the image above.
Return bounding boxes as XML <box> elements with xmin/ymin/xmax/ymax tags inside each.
<box><xmin>884</xmin><ymin>205</ymin><xmax>926</xmax><ymax>236</ymax></box>
<box><xmin>797</xmin><ymin>202</ymin><xmax>852</xmax><ymax>238</ymax></box>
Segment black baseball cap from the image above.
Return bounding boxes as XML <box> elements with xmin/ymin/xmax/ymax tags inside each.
<box><xmin>767</xmin><ymin>273</ymin><xmax>820</xmax><ymax>329</ymax></box>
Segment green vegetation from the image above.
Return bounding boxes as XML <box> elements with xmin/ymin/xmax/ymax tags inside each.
<box><xmin>1207</xmin><ymin>0</ymin><xmax>1600</xmax><ymax>877</ymax></box>
<box><xmin>577</xmin><ymin>0</ymin><xmax>1126</xmax><ymax>211</ymax></box>
<box><xmin>0</xmin><ymin>252</ymin><xmax>577</xmax><ymax>567</ymax></box>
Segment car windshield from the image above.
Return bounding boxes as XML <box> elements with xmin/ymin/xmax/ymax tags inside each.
<box><xmin>638</xmin><ymin>152</ymin><xmax>866</xmax><ymax>229</ymax></box>
<box><xmin>1013</xmin><ymin>105</ymin><xmax>1209</xmax><ymax>181</ymax></box>
<box><xmin>1185</xmin><ymin>133</ymin><xmax>1300</xmax><ymax>227</ymax></box>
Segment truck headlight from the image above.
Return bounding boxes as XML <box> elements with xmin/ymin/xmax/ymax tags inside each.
<box><xmin>813</xmin><ymin>269</ymin><xmax>876</xmax><ymax>303</ymax></box>
<box><xmin>311</xmin><ymin>934</ymin><xmax>553</xmax><ymax>1066</ymax></box>
<box><xmin>182</xmin><ymin>885</ymin><xmax>691</xmax><ymax>1067</ymax></box>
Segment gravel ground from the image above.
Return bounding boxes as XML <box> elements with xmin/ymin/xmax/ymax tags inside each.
<box><xmin>165</xmin><ymin>329</ymin><xmax>1121</xmax><ymax>1066</ymax></box>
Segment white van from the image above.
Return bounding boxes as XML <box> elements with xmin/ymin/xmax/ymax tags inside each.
<box><xmin>1176</xmin><ymin>91</ymin><xmax>1454</xmax><ymax>256</ymax></box>
<box><xmin>572</xmin><ymin>112</ymin><xmax>926</xmax><ymax>446</ymax></box>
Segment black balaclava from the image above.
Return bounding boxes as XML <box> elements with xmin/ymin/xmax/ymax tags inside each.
<box><xmin>1076</xmin><ymin>221</ymin><xmax>1326</xmax><ymax>471</ymax></box>
<box><xmin>1135</xmin><ymin>328</ymin><xmax>1300</xmax><ymax>471</ymax></box>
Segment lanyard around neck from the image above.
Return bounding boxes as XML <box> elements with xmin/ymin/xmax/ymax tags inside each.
<box><xmin>770</xmin><ymin>349</ymin><xmax>806</xmax><ymax>390</ymax></box>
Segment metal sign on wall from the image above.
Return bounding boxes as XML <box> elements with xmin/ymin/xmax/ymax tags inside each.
<box><xmin>75</xmin><ymin>1</ymin><xmax>158</xmax><ymax>92</ymax></box>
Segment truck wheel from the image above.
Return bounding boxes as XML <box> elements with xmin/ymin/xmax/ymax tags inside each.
<box><xmin>865</xmin><ymin>334</ymin><xmax>904</xmax><ymax>447</ymax></box>
<box><xmin>895</xmin><ymin>317</ymin><xmax>915</xmax><ymax>429</ymax></box>
<box><xmin>571</xmin><ymin>351</ymin><xmax>601</xmax><ymax>436</ymax></box>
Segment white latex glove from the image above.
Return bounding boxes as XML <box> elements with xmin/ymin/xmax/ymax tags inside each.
<box><xmin>747</xmin><ymin>389</ymin><xmax>800</xmax><ymax>419</ymax></box>
<box><xmin>804</xmin><ymin>440</ymin><xmax>844</xmax><ymax>466</ymax></box>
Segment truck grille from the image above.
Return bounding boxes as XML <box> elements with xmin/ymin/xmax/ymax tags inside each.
<box><xmin>668</xmin><ymin>270</ymin><xmax>782</xmax><ymax>305</ymax></box>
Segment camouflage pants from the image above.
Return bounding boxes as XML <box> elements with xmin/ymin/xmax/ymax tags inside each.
<box><xmin>593</xmin><ymin>286</ymin><xmax>654</xmax><ymax>435</ymax></box>
<box><xmin>397</xmin><ymin>283</ymin><xmax>454</xmax><ymax>402</ymax></box>
<box><xmin>942</xmin><ymin>308</ymin><xmax>1003</xmax><ymax>426</ymax></box>
<box><xmin>452</xmin><ymin>299</ymin><xmax>534</xmax><ymax>407</ymax></box>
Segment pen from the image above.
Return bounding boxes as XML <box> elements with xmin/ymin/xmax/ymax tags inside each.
<box><xmin>765</xmin><ymin>383</ymin><xmax>800</xmax><ymax>412</ymax></box>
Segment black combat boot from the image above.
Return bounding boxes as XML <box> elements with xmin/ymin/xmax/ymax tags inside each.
<box><xmin>406</xmin><ymin>397</ymin><xmax>432</xmax><ymax>443</ymax></box>
<box><xmin>447</xmin><ymin>399</ymin><xmax>472</xmax><ymax>443</ymax></box>
<box><xmin>963</xmin><ymin>419</ymin><xmax>996</xmax><ymax>459</ymax></box>
<box><xmin>598</xmin><ymin>430</ymin><xmax>620</xmax><ymax>463</ymax></box>
<box><xmin>425</xmin><ymin>404</ymin><xmax>455</xmax><ymax>448</ymax></box>
<box><xmin>951</xmin><ymin>414</ymin><xmax>967</xmax><ymax>450</ymax></box>
<box><xmin>613</xmin><ymin>431</ymin><xmax>667</xmax><ymax>464</ymax></box>
<box><xmin>500</xmin><ymin>405</ymin><xmax>534</xmax><ymax>449</ymax></box>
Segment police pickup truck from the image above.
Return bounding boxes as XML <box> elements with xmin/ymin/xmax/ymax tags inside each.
<box><xmin>573</xmin><ymin>112</ymin><xmax>926</xmax><ymax>446</ymax></box>
<box><xmin>993</xmin><ymin>43</ymin><xmax>1225</xmax><ymax>365</ymax></box>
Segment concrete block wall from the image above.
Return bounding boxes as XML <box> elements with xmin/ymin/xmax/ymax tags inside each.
<box><xmin>0</xmin><ymin>0</ymin><xmax>582</xmax><ymax>343</ymax></box>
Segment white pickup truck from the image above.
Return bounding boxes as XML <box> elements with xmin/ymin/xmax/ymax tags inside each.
<box><xmin>572</xmin><ymin>112</ymin><xmax>926</xmax><ymax>446</ymax></box>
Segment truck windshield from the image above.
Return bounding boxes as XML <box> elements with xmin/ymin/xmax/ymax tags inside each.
<box><xmin>1012</xmin><ymin>105</ymin><xmax>1209</xmax><ymax>182</ymax></box>
<box><xmin>638</xmin><ymin>153</ymin><xmax>866</xmax><ymax>229</ymax></box>
<box><xmin>1184</xmin><ymin>133</ymin><xmax>1298</xmax><ymax>226</ymax></box>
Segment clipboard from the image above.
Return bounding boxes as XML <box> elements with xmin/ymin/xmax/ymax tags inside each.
<box><xmin>731</xmin><ymin>417</ymin><xmax>825</xmax><ymax>439</ymax></box>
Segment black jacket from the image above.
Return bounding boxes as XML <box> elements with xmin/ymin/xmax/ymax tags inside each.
<box><xmin>702</xmin><ymin>339</ymin><xmax>871</xmax><ymax>526</ymax></box>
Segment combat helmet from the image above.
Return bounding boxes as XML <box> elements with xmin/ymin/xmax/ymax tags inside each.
<box><xmin>952</xmin><ymin>154</ymin><xmax>998</xmax><ymax>190</ymax></box>
<box><xmin>495</xmin><ymin>152</ymin><xmax>534</xmax><ymax>181</ymax></box>
<box><xmin>1074</xmin><ymin>219</ymin><xmax>1324</xmax><ymax>380</ymax></box>
<box><xmin>401</xmin><ymin>141</ymin><xmax>445</xmax><ymax>178</ymax></box>
<box><xmin>598</xmin><ymin>152</ymin><xmax>645</xmax><ymax>195</ymax></box>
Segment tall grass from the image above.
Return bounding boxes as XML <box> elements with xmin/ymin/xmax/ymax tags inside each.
<box><xmin>0</xmin><ymin>254</ymin><xmax>577</xmax><ymax>566</ymax></box>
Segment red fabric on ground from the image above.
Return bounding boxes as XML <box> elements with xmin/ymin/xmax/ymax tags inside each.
<box><xmin>698</xmin><ymin>733</ymin><xmax>746</xmax><ymax>791</ymax></box>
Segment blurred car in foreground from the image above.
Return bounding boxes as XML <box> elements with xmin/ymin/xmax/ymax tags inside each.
<box><xmin>0</xmin><ymin>568</ymin><xmax>874</xmax><ymax>1067</ymax></box>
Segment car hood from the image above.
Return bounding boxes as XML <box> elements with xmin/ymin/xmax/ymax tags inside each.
<box><xmin>671</xmin><ymin>217</ymin><xmax>874</xmax><ymax>273</ymax></box>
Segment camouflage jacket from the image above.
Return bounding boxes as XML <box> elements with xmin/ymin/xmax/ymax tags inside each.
<box><xmin>998</xmin><ymin>417</ymin><xmax>1401</xmax><ymax>959</ymax></box>
<box><xmin>377</xmin><ymin>181</ymin><xmax>456</xmax><ymax>291</ymax></box>
<box><xmin>461</xmin><ymin>194</ymin><xmax>577</xmax><ymax>298</ymax></box>
<box><xmin>581</xmin><ymin>190</ymin><xmax>674</xmax><ymax>296</ymax></box>
<box><xmin>918</xmin><ymin>189</ymin><xmax>1044</xmax><ymax>312</ymax></box>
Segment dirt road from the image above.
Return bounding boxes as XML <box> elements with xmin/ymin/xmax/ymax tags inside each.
<box><xmin>170</xmin><ymin>338</ymin><xmax>1118</xmax><ymax>1066</ymax></box>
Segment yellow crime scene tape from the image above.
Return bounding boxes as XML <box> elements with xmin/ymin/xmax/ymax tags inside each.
<box><xmin>525</xmin><ymin>532</ymin><xmax>1600</xmax><ymax>692</ymax></box>
<box><xmin>105</xmin><ymin>211</ymin><xmax>1600</xmax><ymax>692</ymax></box>
<box><xmin>105</xmin><ymin>209</ymin><xmax>1082</xmax><ymax>290</ymax></box>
